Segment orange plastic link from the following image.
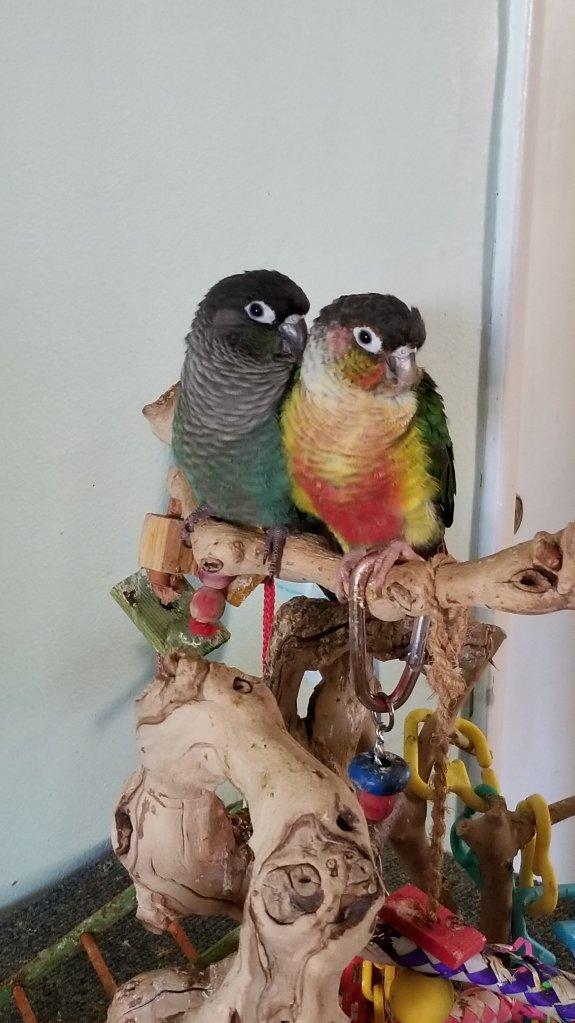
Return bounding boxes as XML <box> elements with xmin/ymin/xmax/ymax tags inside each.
<box><xmin>12</xmin><ymin>985</ymin><xmax>39</xmax><ymax>1023</ymax></box>
<box><xmin>80</xmin><ymin>932</ymin><xmax>117</xmax><ymax>1000</ymax></box>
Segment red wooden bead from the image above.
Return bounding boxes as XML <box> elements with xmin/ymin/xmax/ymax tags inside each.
<box><xmin>188</xmin><ymin>619</ymin><xmax>219</xmax><ymax>637</ymax></box>
<box><xmin>197</xmin><ymin>569</ymin><xmax>232</xmax><ymax>590</ymax></box>
<box><xmin>357</xmin><ymin>790</ymin><xmax>397</xmax><ymax>822</ymax></box>
<box><xmin>189</xmin><ymin>586</ymin><xmax>226</xmax><ymax>623</ymax></box>
<box><xmin>378</xmin><ymin>885</ymin><xmax>486</xmax><ymax>968</ymax></box>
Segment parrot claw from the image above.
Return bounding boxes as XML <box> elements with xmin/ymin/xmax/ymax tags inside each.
<box><xmin>181</xmin><ymin>502</ymin><xmax>218</xmax><ymax>545</ymax></box>
<box><xmin>336</xmin><ymin>547</ymin><xmax>371</xmax><ymax>602</ymax></box>
<box><xmin>365</xmin><ymin>540</ymin><xmax>424</xmax><ymax>595</ymax></box>
<box><xmin>337</xmin><ymin>540</ymin><xmax>423</xmax><ymax>602</ymax></box>
<box><xmin>263</xmin><ymin>525</ymin><xmax>289</xmax><ymax>577</ymax></box>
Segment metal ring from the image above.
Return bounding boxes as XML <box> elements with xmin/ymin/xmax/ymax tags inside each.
<box><xmin>373</xmin><ymin>703</ymin><xmax>395</xmax><ymax>736</ymax></box>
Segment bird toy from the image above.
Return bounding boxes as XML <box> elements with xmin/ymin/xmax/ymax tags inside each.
<box><xmin>340</xmin><ymin>955</ymin><xmax>548</xmax><ymax>1023</ymax></box>
<box><xmin>367</xmin><ymin>913</ymin><xmax>575</xmax><ymax>1022</ymax></box>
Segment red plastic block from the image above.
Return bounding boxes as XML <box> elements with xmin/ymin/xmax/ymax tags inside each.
<box><xmin>340</xmin><ymin>957</ymin><xmax>369</xmax><ymax>1022</ymax></box>
<box><xmin>378</xmin><ymin>884</ymin><xmax>486</xmax><ymax>969</ymax></box>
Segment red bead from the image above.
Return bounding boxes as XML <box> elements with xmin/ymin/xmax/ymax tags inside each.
<box><xmin>189</xmin><ymin>619</ymin><xmax>219</xmax><ymax>637</ymax></box>
<box><xmin>189</xmin><ymin>586</ymin><xmax>226</xmax><ymax>622</ymax></box>
<box><xmin>197</xmin><ymin>569</ymin><xmax>232</xmax><ymax>590</ymax></box>
<box><xmin>357</xmin><ymin>790</ymin><xmax>397</xmax><ymax>822</ymax></box>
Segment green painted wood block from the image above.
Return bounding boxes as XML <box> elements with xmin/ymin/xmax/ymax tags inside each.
<box><xmin>111</xmin><ymin>569</ymin><xmax>229</xmax><ymax>656</ymax></box>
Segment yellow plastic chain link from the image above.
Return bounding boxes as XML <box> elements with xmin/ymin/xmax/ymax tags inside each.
<box><xmin>517</xmin><ymin>794</ymin><xmax>559</xmax><ymax>918</ymax></box>
<box><xmin>383</xmin><ymin>966</ymin><xmax>396</xmax><ymax>1001</ymax></box>
<box><xmin>373</xmin><ymin>982</ymin><xmax>386</xmax><ymax>1023</ymax></box>
<box><xmin>361</xmin><ymin>960</ymin><xmax>374</xmax><ymax>1002</ymax></box>
<box><xmin>404</xmin><ymin>709</ymin><xmax>500</xmax><ymax>811</ymax></box>
<box><xmin>361</xmin><ymin>960</ymin><xmax>396</xmax><ymax>1016</ymax></box>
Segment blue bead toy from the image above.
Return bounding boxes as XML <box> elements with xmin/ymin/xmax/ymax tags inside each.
<box><xmin>349</xmin><ymin>750</ymin><xmax>411</xmax><ymax>822</ymax></box>
<box><xmin>349</xmin><ymin>750</ymin><xmax>411</xmax><ymax>795</ymax></box>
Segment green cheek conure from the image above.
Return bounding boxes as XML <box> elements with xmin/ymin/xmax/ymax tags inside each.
<box><xmin>281</xmin><ymin>293</ymin><xmax>455</xmax><ymax>598</ymax></box>
<box><xmin>172</xmin><ymin>269</ymin><xmax>309</xmax><ymax>573</ymax></box>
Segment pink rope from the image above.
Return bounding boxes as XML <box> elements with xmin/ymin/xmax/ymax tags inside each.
<box><xmin>262</xmin><ymin>577</ymin><xmax>275</xmax><ymax>667</ymax></box>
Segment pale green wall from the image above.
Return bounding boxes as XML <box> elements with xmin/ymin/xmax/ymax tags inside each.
<box><xmin>0</xmin><ymin>0</ymin><xmax>499</xmax><ymax>908</ymax></box>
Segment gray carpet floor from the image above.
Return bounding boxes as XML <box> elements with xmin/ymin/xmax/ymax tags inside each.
<box><xmin>0</xmin><ymin>846</ymin><xmax>573</xmax><ymax>1022</ymax></box>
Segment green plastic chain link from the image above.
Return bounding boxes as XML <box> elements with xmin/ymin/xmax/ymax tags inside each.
<box><xmin>450</xmin><ymin>783</ymin><xmax>500</xmax><ymax>887</ymax></box>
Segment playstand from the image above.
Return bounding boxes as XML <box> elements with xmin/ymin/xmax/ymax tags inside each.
<box><xmin>6</xmin><ymin>379</ymin><xmax>575</xmax><ymax>1023</ymax></box>
<box><xmin>105</xmin><ymin>387</ymin><xmax>575</xmax><ymax>1023</ymax></box>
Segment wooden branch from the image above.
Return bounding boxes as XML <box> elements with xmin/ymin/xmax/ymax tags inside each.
<box><xmin>548</xmin><ymin>794</ymin><xmax>575</xmax><ymax>826</ymax></box>
<box><xmin>265</xmin><ymin>596</ymin><xmax>412</xmax><ymax>774</ymax></box>
<box><xmin>107</xmin><ymin>960</ymin><xmax>231</xmax><ymax>1023</ymax></box>
<box><xmin>456</xmin><ymin>791</ymin><xmax>575</xmax><ymax>943</ymax></box>
<box><xmin>142</xmin><ymin>387</ymin><xmax>575</xmax><ymax>618</ymax></box>
<box><xmin>142</xmin><ymin>383</ymin><xmax>180</xmax><ymax>445</ymax></box>
<box><xmin>110</xmin><ymin>655</ymin><xmax>384</xmax><ymax>1023</ymax></box>
<box><xmin>142</xmin><ymin>386</ymin><xmax>575</xmax><ymax>620</ymax></box>
<box><xmin>189</xmin><ymin>519</ymin><xmax>575</xmax><ymax>620</ymax></box>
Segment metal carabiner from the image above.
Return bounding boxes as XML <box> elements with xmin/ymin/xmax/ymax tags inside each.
<box><xmin>349</xmin><ymin>558</ymin><xmax>429</xmax><ymax>723</ymax></box>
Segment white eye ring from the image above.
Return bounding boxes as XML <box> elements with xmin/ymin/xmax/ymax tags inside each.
<box><xmin>353</xmin><ymin>326</ymin><xmax>382</xmax><ymax>353</ymax></box>
<box><xmin>245</xmin><ymin>300</ymin><xmax>276</xmax><ymax>324</ymax></box>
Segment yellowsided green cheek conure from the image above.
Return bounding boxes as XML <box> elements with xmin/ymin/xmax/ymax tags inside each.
<box><xmin>281</xmin><ymin>292</ymin><xmax>455</xmax><ymax>599</ymax></box>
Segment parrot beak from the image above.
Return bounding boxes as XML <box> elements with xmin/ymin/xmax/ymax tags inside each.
<box><xmin>385</xmin><ymin>346</ymin><xmax>420</xmax><ymax>387</ymax></box>
<box><xmin>278</xmin><ymin>314</ymin><xmax>308</xmax><ymax>360</ymax></box>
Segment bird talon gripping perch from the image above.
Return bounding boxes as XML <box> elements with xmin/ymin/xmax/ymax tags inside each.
<box><xmin>263</xmin><ymin>524</ymin><xmax>290</xmax><ymax>578</ymax></box>
<box><xmin>180</xmin><ymin>502</ymin><xmax>218</xmax><ymax>544</ymax></box>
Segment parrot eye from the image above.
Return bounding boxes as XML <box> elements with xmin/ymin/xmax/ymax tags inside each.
<box><xmin>245</xmin><ymin>300</ymin><xmax>276</xmax><ymax>324</ymax></box>
<box><xmin>353</xmin><ymin>326</ymin><xmax>382</xmax><ymax>354</ymax></box>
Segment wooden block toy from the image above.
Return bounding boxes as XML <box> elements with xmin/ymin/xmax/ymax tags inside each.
<box><xmin>139</xmin><ymin>513</ymin><xmax>197</xmax><ymax>575</ymax></box>
<box><xmin>378</xmin><ymin>885</ymin><xmax>486</xmax><ymax>969</ymax></box>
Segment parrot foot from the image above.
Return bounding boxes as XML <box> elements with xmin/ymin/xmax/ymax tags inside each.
<box><xmin>263</xmin><ymin>525</ymin><xmax>289</xmax><ymax>577</ymax></box>
<box><xmin>336</xmin><ymin>547</ymin><xmax>371</xmax><ymax>602</ymax></box>
<box><xmin>360</xmin><ymin>540</ymin><xmax>424</xmax><ymax>595</ymax></box>
<box><xmin>181</xmin><ymin>502</ymin><xmax>218</xmax><ymax>545</ymax></box>
<box><xmin>337</xmin><ymin>541</ymin><xmax>423</xmax><ymax>602</ymax></box>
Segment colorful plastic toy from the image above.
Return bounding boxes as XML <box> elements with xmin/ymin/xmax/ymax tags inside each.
<box><xmin>378</xmin><ymin>885</ymin><xmax>486</xmax><ymax>969</ymax></box>
<box><xmin>368</xmin><ymin>921</ymin><xmax>575</xmax><ymax>1021</ymax></box>
<box><xmin>349</xmin><ymin>748</ymin><xmax>411</xmax><ymax>822</ymax></box>
<box><xmin>404</xmin><ymin>709</ymin><xmax>500</xmax><ymax>811</ymax></box>
<box><xmin>553</xmin><ymin>904</ymin><xmax>575</xmax><ymax>960</ymax></box>
<box><xmin>388</xmin><ymin>968</ymin><xmax>455</xmax><ymax>1023</ymax></box>
<box><xmin>340</xmin><ymin>957</ymin><xmax>547</xmax><ymax>1023</ymax></box>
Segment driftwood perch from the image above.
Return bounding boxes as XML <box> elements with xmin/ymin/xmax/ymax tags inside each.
<box><xmin>110</xmin><ymin>655</ymin><xmax>383</xmax><ymax>1022</ymax></box>
<box><xmin>106</xmin><ymin>962</ymin><xmax>231</xmax><ymax>1023</ymax></box>
<box><xmin>456</xmin><ymin>792</ymin><xmax>575</xmax><ymax>943</ymax></box>
<box><xmin>141</xmin><ymin>384</ymin><xmax>575</xmax><ymax>620</ymax></box>
<box><xmin>187</xmin><ymin>518</ymin><xmax>575</xmax><ymax>620</ymax></box>
<box><xmin>264</xmin><ymin>596</ymin><xmax>506</xmax><ymax>912</ymax></box>
<box><xmin>107</xmin><ymin>384</ymin><xmax>575</xmax><ymax>1021</ymax></box>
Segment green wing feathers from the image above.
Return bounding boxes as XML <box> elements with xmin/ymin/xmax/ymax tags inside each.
<box><xmin>416</xmin><ymin>372</ymin><xmax>455</xmax><ymax>529</ymax></box>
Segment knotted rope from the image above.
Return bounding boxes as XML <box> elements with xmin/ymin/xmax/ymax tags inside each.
<box><xmin>262</xmin><ymin>576</ymin><xmax>276</xmax><ymax>668</ymax></box>
<box><xmin>421</xmin><ymin>553</ymin><xmax>470</xmax><ymax>917</ymax></box>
